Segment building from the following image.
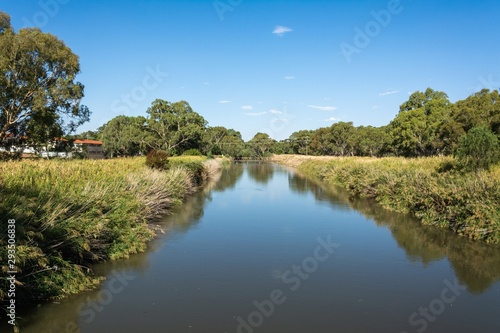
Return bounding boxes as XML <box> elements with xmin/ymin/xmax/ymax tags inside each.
<box><xmin>73</xmin><ymin>139</ymin><xmax>105</xmax><ymax>159</ymax></box>
<box><xmin>1</xmin><ymin>134</ymin><xmax>105</xmax><ymax>159</ymax></box>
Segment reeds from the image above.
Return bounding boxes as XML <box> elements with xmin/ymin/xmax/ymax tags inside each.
<box><xmin>0</xmin><ymin>157</ymin><xmax>223</xmax><ymax>303</ymax></box>
<box><xmin>272</xmin><ymin>155</ymin><xmax>500</xmax><ymax>244</ymax></box>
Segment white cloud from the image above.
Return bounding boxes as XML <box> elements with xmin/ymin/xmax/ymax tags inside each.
<box><xmin>244</xmin><ymin>112</ymin><xmax>267</xmax><ymax>116</ymax></box>
<box><xmin>218</xmin><ymin>100</ymin><xmax>231</xmax><ymax>104</ymax></box>
<box><xmin>308</xmin><ymin>105</ymin><xmax>338</xmax><ymax>111</ymax></box>
<box><xmin>273</xmin><ymin>25</ymin><xmax>293</xmax><ymax>36</ymax></box>
<box><xmin>325</xmin><ymin>117</ymin><xmax>340</xmax><ymax>122</ymax></box>
<box><xmin>284</xmin><ymin>76</ymin><xmax>295</xmax><ymax>80</ymax></box>
<box><xmin>269</xmin><ymin>109</ymin><xmax>284</xmax><ymax>115</ymax></box>
<box><xmin>241</xmin><ymin>105</ymin><xmax>254</xmax><ymax>110</ymax></box>
<box><xmin>372</xmin><ymin>105</ymin><xmax>380</xmax><ymax>110</ymax></box>
<box><xmin>202</xmin><ymin>82</ymin><xmax>210</xmax><ymax>85</ymax></box>
<box><xmin>379</xmin><ymin>90</ymin><xmax>400</xmax><ymax>96</ymax></box>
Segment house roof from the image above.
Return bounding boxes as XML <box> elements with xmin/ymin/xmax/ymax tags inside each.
<box><xmin>74</xmin><ymin>139</ymin><xmax>103</xmax><ymax>145</ymax></box>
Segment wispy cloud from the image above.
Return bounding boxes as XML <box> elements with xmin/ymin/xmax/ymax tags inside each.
<box><xmin>284</xmin><ymin>76</ymin><xmax>295</xmax><ymax>80</ymax></box>
<box><xmin>244</xmin><ymin>112</ymin><xmax>267</xmax><ymax>116</ymax></box>
<box><xmin>273</xmin><ymin>25</ymin><xmax>293</xmax><ymax>36</ymax></box>
<box><xmin>372</xmin><ymin>105</ymin><xmax>380</xmax><ymax>110</ymax></box>
<box><xmin>379</xmin><ymin>90</ymin><xmax>400</xmax><ymax>96</ymax></box>
<box><xmin>308</xmin><ymin>105</ymin><xmax>338</xmax><ymax>111</ymax></box>
<box><xmin>241</xmin><ymin>105</ymin><xmax>254</xmax><ymax>110</ymax></box>
<box><xmin>325</xmin><ymin>117</ymin><xmax>340</xmax><ymax>122</ymax></box>
<box><xmin>269</xmin><ymin>109</ymin><xmax>284</xmax><ymax>115</ymax></box>
<box><xmin>243</xmin><ymin>109</ymin><xmax>288</xmax><ymax>117</ymax></box>
<box><xmin>218</xmin><ymin>100</ymin><xmax>231</xmax><ymax>104</ymax></box>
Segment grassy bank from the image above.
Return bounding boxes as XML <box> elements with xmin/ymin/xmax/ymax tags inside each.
<box><xmin>271</xmin><ymin>155</ymin><xmax>500</xmax><ymax>244</ymax></box>
<box><xmin>0</xmin><ymin>156</ymin><xmax>224</xmax><ymax>306</ymax></box>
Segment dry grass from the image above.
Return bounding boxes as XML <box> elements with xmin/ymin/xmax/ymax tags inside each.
<box><xmin>0</xmin><ymin>156</ymin><xmax>224</xmax><ymax>303</ymax></box>
<box><xmin>272</xmin><ymin>154</ymin><xmax>500</xmax><ymax>244</ymax></box>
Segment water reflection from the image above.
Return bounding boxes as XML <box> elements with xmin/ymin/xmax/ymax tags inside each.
<box><xmin>10</xmin><ymin>163</ymin><xmax>500</xmax><ymax>333</ymax></box>
<box><xmin>213</xmin><ymin>163</ymin><xmax>244</xmax><ymax>192</ymax></box>
<box><xmin>245</xmin><ymin>162</ymin><xmax>274</xmax><ymax>184</ymax></box>
<box><xmin>15</xmin><ymin>165</ymin><xmax>246</xmax><ymax>333</ymax></box>
<box><xmin>287</xmin><ymin>169</ymin><xmax>500</xmax><ymax>293</ymax></box>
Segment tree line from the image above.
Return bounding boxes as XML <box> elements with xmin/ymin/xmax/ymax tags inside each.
<box><xmin>88</xmin><ymin>88</ymin><xmax>499</xmax><ymax>163</ymax></box>
<box><xmin>283</xmin><ymin>88</ymin><xmax>499</xmax><ymax>158</ymax></box>
<box><xmin>1</xmin><ymin>9</ymin><xmax>498</xmax><ymax>165</ymax></box>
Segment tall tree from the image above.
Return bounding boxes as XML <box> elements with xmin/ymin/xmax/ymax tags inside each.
<box><xmin>0</xmin><ymin>11</ymin><xmax>90</xmax><ymax>144</ymax></box>
<box><xmin>352</xmin><ymin>126</ymin><xmax>390</xmax><ymax>157</ymax></box>
<box><xmin>248</xmin><ymin>132</ymin><xmax>275</xmax><ymax>158</ymax></box>
<box><xmin>145</xmin><ymin>99</ymin><xmax>207</xmax><ymax>154</ymax></box>
<box><xmin>201</xmin><ymin>126</ymin><xmax>234</xmax><ymax>155</ymax></box>
<box><xmin>98</xmin><ymin>116</ymin><xmax>147</xmax><ymax>157</ymax></box>
<box><xmin>289</xmin><ymin>130</ymin><xmax>313</xmax><ymax>155</ymax></box>
<box><xmin>391</xmin><ymin>88</ymin><xmax>451</xmax><ymax>156</ymax></box>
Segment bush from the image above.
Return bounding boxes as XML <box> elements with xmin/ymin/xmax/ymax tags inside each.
<box><xmin>0</xmin><ymin>150</ymin><xmax>22</xmax><ymax>161</ymax></box>
<box><xmin>169</xmin><ymin>159</ymin><xmax>206</xmax><ymax>186</ymax></box>
<box><xmin>145</xmin><ymin>149</ymin><xmax>169</xmax><ymax>170</ymax></box>
<box><xmin>182</xmin><ymin>148</ymin><xmax>202</xmax><ymax>156</ymax></box>
<box><xmin>454</xmin><ymin>126</ymin><xmax>500</xmax><ymax>171</ymax></box>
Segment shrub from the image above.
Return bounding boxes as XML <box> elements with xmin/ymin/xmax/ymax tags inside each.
<box><xmin>454</xmin><ymin>126</ymin><xmax>500</xmax><ymax>171</ymax></box>
<box><xmin>0</xmin><ymin>150</ymin><xmax>22</xmax><ymax>161</ymax></box>
<box><xmin>170</xmin><ymin>159</ymin><xmax>206</xmax><ymax>186</ymax></box>
<box><xmin>145</xmin><ymin>149</ymin><xmax>169</xmax><ymax>170</ymax></box>
<box><xmin>182</xmin><ymin>148</ymin><xmax>202</xmax><ymax>156</ymax></box>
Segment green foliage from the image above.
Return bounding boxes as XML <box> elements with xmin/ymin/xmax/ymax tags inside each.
<box><xmin>0</xmin><ymin>15</ymin><xmax>90</xmax><ymax>143</ymax></box>
<box><xmin>170</xmin><ymin>160</ymin><xmax>206</xmax><ymax>186</ymax></box>
<box><xmin>145</xmin><ymin>149</ymin><xmax>169</xmax><ymax>170</ymax></box>
<box><xmin>0</xmin><ymin>157</ymin><xmax>220</xmax><ymax>304</ymax></box>
<box><xmin>279</xmin><ymin>88</ymin><xmax>499</xmax><ymax>159</ymax></box>
<box><xmin>248</xmin><ymin>132</ymin><xmax>276</xmax><ymax>158</ymax></box>
<box><xmin>390</xmin><ymin>89</ymin><xmax>451</xmax><ymax>157</ymax></box>
<box><xmin>182</xmin><ymin>148</ymin><xmax>202</xmax><ymax>156</ymax></box>
<box><xmin>309</xmin><ymin>122</ymin><xmax>356</xmax><ymax>156</ymax></box>
<box><xmin>455</xmin><ymin>126</ymin><xmax>500</xmax><ymax>171</ymax></box>
<box><xmin>145</xmin><ymin>99</ymin><xmax>207</xmax><ymax>153</ymax></box>
<box><xmin>98</xmin><ymin>116</ymin><xmax>147</xmax><ymax>157</ymax></box>
<box><xmin>0</xmin><ymin>150</ymin><xmax>21</xmax><ymax>161</ymax></box>
<box><xmin>0</xmin><ymin>11</ymin><xmax>10</xmax><ymax>33</ymax></box>
<box><xmin>289</xmin><ymin>130</ymin><xmax>314</xmax><ymax>155</ymax></box>
<box><xmin>286</xmin><ymin>156</ymin><xmax>500</xmax><ymax>244</ymax></box>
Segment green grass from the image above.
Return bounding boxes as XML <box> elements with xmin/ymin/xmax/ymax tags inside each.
<box><xmin>0</xmin><ymin>156</ymin><xmax>221</xmax><ymax>305</ymax></box>
<box><xmin>273</xmin><ymin>155</ymin><xmax>500</xmax><ymax>244</ymax></box>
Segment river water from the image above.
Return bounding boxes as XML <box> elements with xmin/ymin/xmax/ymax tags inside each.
<box><xmin>13</xmin><ymin>163</ymin><xmax>500</xmax><ymax>332</ymax></box>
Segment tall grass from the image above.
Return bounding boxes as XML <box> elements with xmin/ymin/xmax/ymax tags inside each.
<box><xmin>0</xmin><ymin>157</ymin><xmax>222</xmax><ymax>304</ymax></box>
<box><xmin>272</xmin><ymin>155</ymin><xmax>500</xmax><ymax>244</ymax></box>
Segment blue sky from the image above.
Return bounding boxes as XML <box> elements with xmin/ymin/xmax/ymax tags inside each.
<box><xmin>2</xmin><ymin>0</ymin><xmax>500</xmax><ymax>140</ymax></box>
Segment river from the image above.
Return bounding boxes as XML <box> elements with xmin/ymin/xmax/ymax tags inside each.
<box><xmin>12</xmin><ymin>163</ymin><xmax>500</xmax><ymax>333</ymax></box>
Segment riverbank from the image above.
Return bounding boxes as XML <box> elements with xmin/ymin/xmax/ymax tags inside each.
<box><xmin>271</xmin><ymin>155</ymin><xmax>500</xmax><ymax>244</ymax></box>
<box><xmin>0</xmin><ymin>157</ymin><xmax>226</xmax><ymax>308</ymax></box>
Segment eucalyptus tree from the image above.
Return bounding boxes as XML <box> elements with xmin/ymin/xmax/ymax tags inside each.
<box><xmin>0</xmin><ymin>11</ymin><xmax>90</xmax><ymax>146</ymax></box>
<box><xmin>145</xmin><ymin>99</ymin><xmax>207</xmax><ymax>155</ymax></box>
